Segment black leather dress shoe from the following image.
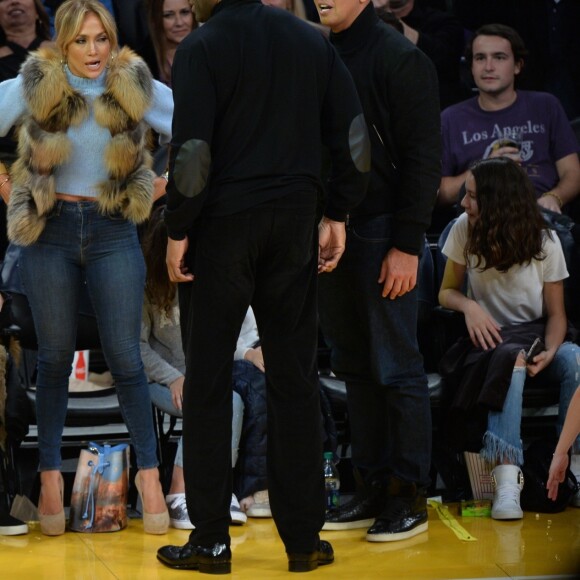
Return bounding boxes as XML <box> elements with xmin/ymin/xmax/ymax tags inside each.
<box><xmin>157</xmin><ymin>542</ymin><xmax>231</xmax><ymax>574</ymax></box>
<box><xmin>287</xmin><ymin>540</ymin><xmax>334</xmax><ymax>572</ymax></box>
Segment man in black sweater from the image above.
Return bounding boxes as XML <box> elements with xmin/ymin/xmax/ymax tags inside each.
<box><xmin>157</xmin><ymin>0</ymin><xmax>370</xmax><ymax>573</ymax></box>
<box><xmin>315</xmin><ymin>0</ymin><xmax>441</xmax><ymax>543</ymax></box>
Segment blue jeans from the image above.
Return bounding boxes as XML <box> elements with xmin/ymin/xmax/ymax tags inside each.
<box><xmin>149</xmin><ymin>383</ymin><xmax>244</xmax><ymax>468</ymax></box>
<box><xmin>318</xmin><ymin>214</ymin><xmax>432</xmax><ymax>487</ymax></box>
<box><xmin>482</xmin><ymin>342</ymin><xmax>580</xmax><ymax>465</ymax></box>
<box><xmin>19</xmin><ymin>201</ymin><xmax>158</xmax><ymax>471</ymax></box>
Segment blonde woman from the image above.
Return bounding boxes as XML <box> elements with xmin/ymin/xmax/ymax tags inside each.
<box><xmin>0</xmin><ymin>0</ymin><xmax>173</xmax><ymax>536</ymax></box>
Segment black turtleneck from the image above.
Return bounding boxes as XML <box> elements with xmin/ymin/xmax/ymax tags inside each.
<box><xmin>330</xmin><ymin>3</ymin><xmax>441</xmax><ymax>255</ymax></box>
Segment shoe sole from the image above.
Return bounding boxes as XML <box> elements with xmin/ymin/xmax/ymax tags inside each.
<box><xmin>170</xmin><ymin>519</ymin><xmax>195</xmax><ymax>530</ymax></box>
<box><xmin>288</xmin><ymin>557</ymin><xmax>334</xmax><ymax>572</ymax></box>
<box><xmin>491</xmin><ymin>511</ymin><xmax>523</xmax><ymax>520</ymax></box>
<box><xmin>322</xmin><ymin>518</ymin><xmax>375</xmax><ymax>531</ymax></box>
<box><xmin>246</xmin><ymin>507</ymin><xmax>272</xmax><ymax>518</ymax></box>
<box><xmin>366</xmin><ymin>521</ymin><xmax>428</xmax><ymax>542</ymax></box>
<box><xmin>0</xmin><ymin>523</ymin><xmax>29</xmax><ymax>535</ymax></box>
<box><xmin>156</xmin><ymin>555</ymin><xmax>231</xmax><ymax>574</ymax></box>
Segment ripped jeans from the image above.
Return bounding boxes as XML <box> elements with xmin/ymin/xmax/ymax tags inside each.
<box><xmin>481</xmin><ymin>342</ymin><xmax>580</xmax><ymax>466</ymax></box>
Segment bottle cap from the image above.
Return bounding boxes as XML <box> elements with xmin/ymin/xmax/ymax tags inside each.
<box><xmin>323</xmin><ymin>451</ymin><xmax>334</xmax><ymax>460</ymax></box>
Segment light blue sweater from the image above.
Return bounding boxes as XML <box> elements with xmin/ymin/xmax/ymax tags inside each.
<box><xmin>0</xmin><ymin>66</ymin><xmax>173</xmax><ymax>197</ymax></box>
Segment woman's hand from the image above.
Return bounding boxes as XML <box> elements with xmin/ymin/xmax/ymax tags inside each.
<box><xmin>463</xmin><ymin>300</ymin><xmax>503</xmax><ymax>350</ymax></box>
<box><xmin>153</xmin><ymin>175</ymin><xmax>168</xmax><ymax>202</ymax></box>
<box><xmin>547</xmin><ymin>451</ymin><xmax>569</xmax><ymax>501</ymax></box>
<box><xmin>244</xmin><ymin>346</ymin><xmax>265</xmax><ymax>372</ymax></box>
<box><xmin>169</xmin><ymin>376</ymin><xmax>185</xmax><ymax>411</ymax></box>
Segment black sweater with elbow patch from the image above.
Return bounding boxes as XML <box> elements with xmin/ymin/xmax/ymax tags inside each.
<box><xmin>165</xmin><ymin>0</ymin><xmax>369</xmax><ymax>240</ymax></box>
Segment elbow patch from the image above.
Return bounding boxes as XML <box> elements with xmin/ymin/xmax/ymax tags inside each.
<box><xmin>349</xmin><ymin>114</ymin><xmax>371</xmax><ymax>173</ymax></box>
<box><xmin>174</xmin><ymin>139</ymin><xmax>211</xmax><ymax>198</ymax></box>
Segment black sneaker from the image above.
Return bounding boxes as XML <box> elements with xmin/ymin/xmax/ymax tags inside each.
<box><xmin>366</xmin><ymin>485</ymin><xmax>428</xmax><ymax>542</ymax></box>
<box><xmin>0</xmin><ymin>512</ymin><xmax>28</xmax><ymax>536</ymax></box>
<box><xmin>322</xmin><ymin>480</ymin><xmax>386</xmax><ymax>531</ymax></box>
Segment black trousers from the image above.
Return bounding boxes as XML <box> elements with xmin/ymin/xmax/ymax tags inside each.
<box><xmin>181</xmin><ymin>193</ymin><xmax>325</xmax><ymax>552</ymax></box>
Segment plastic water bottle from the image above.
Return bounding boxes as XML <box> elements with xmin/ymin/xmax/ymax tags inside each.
<box><xmin>323</xmin><ymin>451</ymin><xmax>340</xmax><ymax>511</ymax></box>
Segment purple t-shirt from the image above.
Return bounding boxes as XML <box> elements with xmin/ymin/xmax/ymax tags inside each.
<box><xmin>441</xmin><ymin>91</ymin><xmax>580</xmax><ymax>195</ymax></box>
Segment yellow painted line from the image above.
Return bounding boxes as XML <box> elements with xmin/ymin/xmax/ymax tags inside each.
<box><xmin>428</xmin><ymin>499</ymin><xmax>477</xmax><ymax>542</ymax></box>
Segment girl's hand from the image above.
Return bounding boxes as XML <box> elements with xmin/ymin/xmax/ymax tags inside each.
<box><xmin>244</xmin><ymin>347</ymin><xmax>265</xmax><ymax>372</ymax></box>
<box><xmin>526</xmin><ymin>347</ymin><xmax>555</xmax><ymax>377</ymax></box>
<box><xmin>169</xmin><ymin>376</ymin><xmax>185</xmax><ymax>411</ymax></box>
<box><xmin>463</xmin><ymin>301</ymin><xmax>503</xmax><ymax>350</ymax></box>
<box><xmin>547</xmin><ymin>452</ymin><xmax>569</xmax><ymax>501</ymax></box>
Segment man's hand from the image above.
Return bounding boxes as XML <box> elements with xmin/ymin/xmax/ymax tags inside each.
<box><xmin>378</xmin><ymin>247</ymin><xmax>418</xmax><ymax>299</ymax></box>
<box><xmin>488</xmin><ymin>145</ymin><xmax>521</xmax><ymax>164</ymax></box>
<box><xmin>318</xmin><ymin>217</ymin><xmax>346</xmax><ymax>273</ymax></box>
<box><xmin>166</xmin><ymin>237</ymin><xmax>195</xmax><ymax>283</ymax></box>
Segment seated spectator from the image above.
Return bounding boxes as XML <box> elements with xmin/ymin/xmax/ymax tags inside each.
<box><xmin>452</xmin><ymin>0</ymin><xmax>580</xmax><ymax>121</ymax></box>
<box><xmin>140</xmin><ymin>208</ymin><xmax>269</xmax><ymax>528</ymax></box>
<box><xmin>0</xmin><ymin>0</ymin><xmax>52</xmax><ymax>162</ymax></box>
<box><xmin>262</xmin><ymin>0</ymin><xmax>307</xmax><ymax>20</ymax></box>
<box><xmin>261</xmin><ymin>0</ymin><xmax>328</xmax><ymax>36</ymax></box>
<box><xmin>438</xmin><ymin>157</ymin><xmax>580</xmax><ymax>519</ymax></box>
<box><xmin>373</xmin><ymin>0</ymin><xmax>467</xmax><ymax>109</ymax></box>
<box><xmin>548</xmin><ymin>385</ymin><xmax>580</xmax><ymax>504</ymax></box>
<box><xmin>0</xmin><ymin>1</ymin><xmax>52</xmax><ymax>262</ymax></box>
<box><xmin>438</xmin><ymin>24</ymin><xmax>580</xmax><ymax>214</ymax></box>
<box><xmin>146</xmin><ymin>0</ymin><xmax>197</xmax><ymax>87</ymax></box>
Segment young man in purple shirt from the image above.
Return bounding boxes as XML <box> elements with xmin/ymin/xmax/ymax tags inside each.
<box><xmin>438</xmin><ymin>24</ymin><xmax>580</xmax><ymax>214</ymax></box>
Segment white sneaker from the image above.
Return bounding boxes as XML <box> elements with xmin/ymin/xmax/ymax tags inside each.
<box><xmin>166</xmin><ymin>493</ymin><xmax>194</xmax><ymax>530</ymax></box>
<box><xmin>230</xmin><ymin>494</ymin><xmax>247</xmax><ymax>525</ymax></box>
<box><xmin>491</xmin><ymin>465</ymin><xmax>524</xmax><ymax>520</ymax></box>
<box><xmin>246</xmin><ymin>490</ymin><xmax>272</xmax><ymax>518</ymax></box>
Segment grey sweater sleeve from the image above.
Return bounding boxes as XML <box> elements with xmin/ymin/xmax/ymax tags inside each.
<box><xmin>140</xmin><ymin>302</ymin><xmax>184</xmax><ymax>387</ymax></box>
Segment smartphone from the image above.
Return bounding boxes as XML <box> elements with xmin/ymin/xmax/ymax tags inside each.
<box><xmin>525</xmin><ymin>338</ymin><xmax>545</xmax><ymax>363</ymax></box>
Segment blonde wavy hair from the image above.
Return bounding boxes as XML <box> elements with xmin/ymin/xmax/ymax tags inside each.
<box><xmin>55</xmin><ymin>0</ymin><xmax>118</xmax><ymax>55</ymax></box>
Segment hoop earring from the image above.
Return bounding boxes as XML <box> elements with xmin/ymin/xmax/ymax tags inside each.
<box><xmin>106</xmin><ymin>54</ymin><xmax>115</xmax><ymax>69</ymax></box>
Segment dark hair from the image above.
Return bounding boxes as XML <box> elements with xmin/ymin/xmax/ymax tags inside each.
<box><xmin>376</xmin><ymin>8</ymin><xmax>404</xmax><ymax>34</ymax></box>
<box><xmin>465</xmin><ymin>23</ymin><xmax>528</xmax><ymax>67</ymax></box>
<box><xmin>0</xmin><ymin>0</ymin><xmax>51</xmax><ymax>44</ymax></box>
<box><xmin>465</xmin><ymin>157</ymin><xmax>548</xmax><ymax>272</ymax></box>
<box><xmin>142</xmin><ymin>206</ymin><xmax>176</xmax><ymax>315</ymax></box>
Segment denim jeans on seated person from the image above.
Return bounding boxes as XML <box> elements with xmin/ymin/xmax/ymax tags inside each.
<box><xmin>482</xmin><ymin>342</ymin><xmax>580</xmax><ymax>465</ymax></box>
<box><xmin>149</xmin><ymin>383</ymin><xmax>244</xmax><ymax>468</ymax></box>
<box><xmin>19</xmin><ymin>201</ymin><xmax>158</xmax><ymax>471</ymax></box>
<box><xmin>318</xmin><ymin>213</ymin><xmax>432</xmax><ymax>488</ymax></box>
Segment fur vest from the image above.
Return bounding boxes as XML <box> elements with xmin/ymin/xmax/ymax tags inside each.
<box><xmin>7</xmin><ymin>46</ymin><xmax>155</xmax><ymax>246</ymax></box>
